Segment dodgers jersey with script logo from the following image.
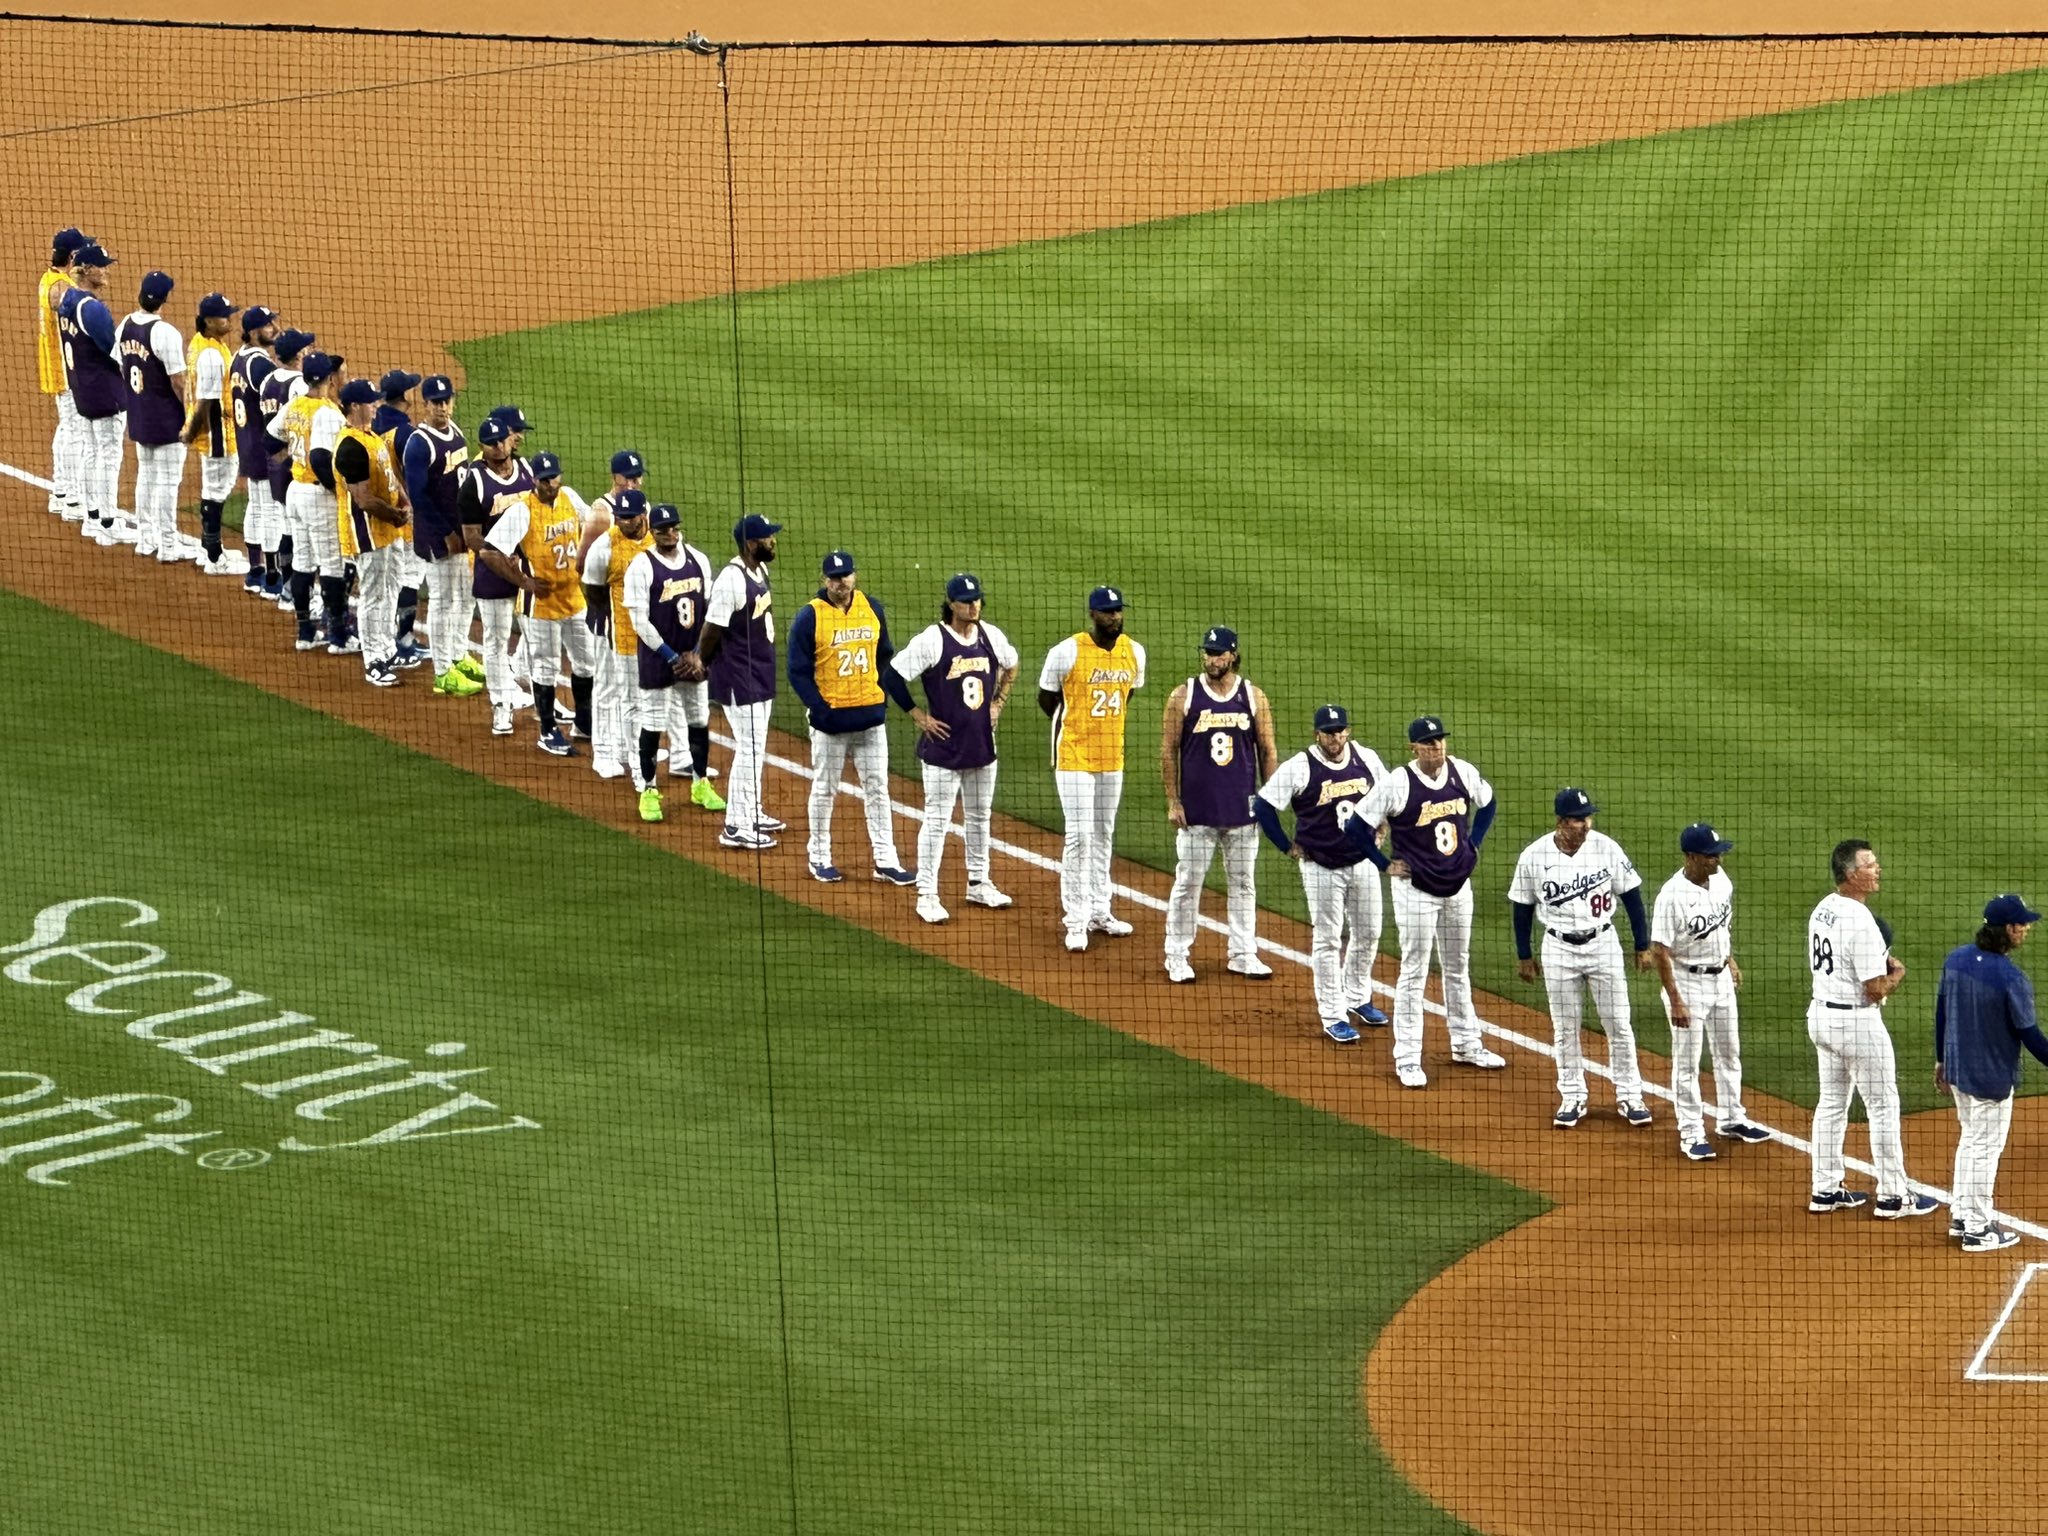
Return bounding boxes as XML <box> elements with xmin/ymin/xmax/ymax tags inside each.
<box><xmin>1651</xmin><ymin>867</ymin><xmax>1734</xmax><ymax>968</ymax></box>
<box><xmin>1807</xmin><ymin>891</ymin><xmax>1889</xmax><ymax>1007</ymax></box>
<box><xmin>1508</xmin><ymin>829</ymin><xmax>1639</xmax><ymax>936</ymax></box>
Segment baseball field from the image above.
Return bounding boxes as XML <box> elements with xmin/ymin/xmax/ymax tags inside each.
<box><xmin>7</xmin><ymin>15</ymin><xmax>2048</xmax><ymax>1535</ymax></box>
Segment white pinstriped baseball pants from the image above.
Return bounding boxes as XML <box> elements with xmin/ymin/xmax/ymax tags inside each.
<box><xmin>1807</xmin><ymin>1001</ymin><xmax>1909</xmax><ymax>1200</ymax></box>
<box><xmin>1543</xmin><ymin>932</ymin><xmax>1642</xmax><ymax>1107</ymax></box>
<box><xmin>1164</xmin><ymin>824</ymin><xmax>1261</xmax><ymax>969</ymax></box>
<box><xmin>808</xmin><ymin>724</ymin><xmax>899</xmax><ymax>871</ymax></box>
<box><xmin>1056</xmin><ymin>769</ymin><xmax>1123</xmax><ymax>934</ymax></box>
<box><xmin>421</xmin><ymin>556</ymin><xmax>471</xmax><ymax>675</ymax></box>
<box><xmin>1951</xmin><ymin>1088</ymin><xmax>2015</xmax><ymax>1234</ymax></box>
<box><xmin>1662</xmin><ymin>968</ymin><xmax>1748</xmax><ymax>1142</ymax></box>
<box><xmin>78</xmin><ymin>414</ymin><xmax>125</xmax><ymax>524</ymax></box>
<box><xmin>130</xmin><ymin>440</ymin><xmax>188</xmax><ymax>552</ymax></box>
<box><xmin>1389</xmin><ymin>878</ymin><xmax>1487</xmax><ymax>1074</ymax></box>
<box><xmin>720</xmin><ymin>699</ymin><xmax>773</xmax><ymax>834</ymax></box>
<box><xmin>917</xmin><ymin>762</ymin><xmax>997</xmax><ymax>899</ymax></box>
<box><xmin>1294</xmin><ymin>855</ymin><xmax>1381</xmax><ymax>1025</ymax></box>
<box><xmin>49</xmin><ymin>390</ymin><xmax>83</xmax><ymax>512</ymax></box>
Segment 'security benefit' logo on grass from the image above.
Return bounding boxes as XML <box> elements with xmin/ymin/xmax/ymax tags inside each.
<box><xmin>0</xmin><ymin>897</ymin><xmax>540</xmax><ymax>1187</ymax></box>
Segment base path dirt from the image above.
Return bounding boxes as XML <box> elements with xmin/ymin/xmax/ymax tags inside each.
<box><xmin>6</xmin><ymin>487</ymin><xmax>2046</xmax><ymax>1531</ymax></box>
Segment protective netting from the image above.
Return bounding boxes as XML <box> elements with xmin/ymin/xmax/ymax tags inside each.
<box><xmin>6</xmin><ymin>20</ymin><xmax>2048</xmax><ymax>1533</ymax></box>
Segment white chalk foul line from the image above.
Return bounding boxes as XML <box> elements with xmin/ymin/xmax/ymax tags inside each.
<box><xmin>1966</xmin><ymin>1264</ymin><xmax>2048</xmax><ymax>1383</ymax></box>
<box><xmin>1</xmin><ymin>460</ymin><xmax>2033</xmax><ymax>1246</ymax></box>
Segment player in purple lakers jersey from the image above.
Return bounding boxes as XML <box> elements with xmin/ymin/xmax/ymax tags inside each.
<box><xmin>227</xmin><ymin>306</ymin><xmax>280</xmax><ymax>593</ymax></box>
<box><xmin>622</xmin><ymin>502</ymin><xmax>720</xmax><ymax>821</ymax></box>
<box><xmin>118</xmin><ymin>270</ymin><xmax>193</xmax><ymax>562</ymax></box>
<box><xmin>259</xmin><ymin>327</ymin><xmax>314</xmax><ymax>608</ymax></box>
<box><xmin>1161</xmin><ymin>626</ymin><xmax>1277</xmax><ymax>983</ymax></box>
<box><xmin>1254</xmin><ymin>705</ymin><xmax>1390</xmax><ymax>1042</ymax></box>
<box><xmin>182</xmin><ymin>291</ymin><xmax>247</xmax><ymax>576</ymax></box>
<box><xmin>459</xmin><ymin>415</ymin><xmax>538</xmax><ymax>735</ymax></box>
<box><xmin>1354</xmin><ymin>716</ymin><xmax>1508</xmax><ymax>1087</ymax></box>
<box><xmin>372</xmin><ymin>369</ymin><xmax>426</xmax><ymax>665</ymax></box>
<box><xmin>55</xmin><ymin>241</ymin><xmax>132</xmax><ymax>547</ymax></box>
<box><xmin>700</xmin><ymin>513</ymin><xmax>783</xmax><ymax>850</ymax></box>
<box><xmin>401</xmin><ymin>375</ymin><xmax>480</xmax><ymax>695</ymax></box>
<box><xmin>886</xmin><ymin>572</ymin><xmax>1020</xmax><ymax>923</ymax></box>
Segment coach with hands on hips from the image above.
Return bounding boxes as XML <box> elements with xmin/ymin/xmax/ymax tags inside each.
<box><xmin>1936</xmin><ymin>893</ymin><xmax>2048</xmax><ymax>1252</ymax></box>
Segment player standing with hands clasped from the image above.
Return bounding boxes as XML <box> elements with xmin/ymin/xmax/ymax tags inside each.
<box><xmin>1935</xmin><ymin>894</ymin><xmax>2048</xmax><ymax>1252</ymax></box>
<box><xmin>1805</xmin><ymin>839</ymin><xmax>1938</xmax><ymax>1218</ymax></box>
<box><xmin>1160</xmin><ymin>626</ymin><xmax>1276</xmax><ymax>983</ymax></box>
<box><xmin>1039</xmin><ymin>586</ymin><xmax>1146</xmax><ymax>952</ymax></box>
<box><xmin>1352</xmin><ymin>717</ymin><xmax>1507</xmax><ymax>1087</ymax></box>
<box><xmin>1253</xmin><ymin>704</ymin><xmax>1389</xmax><ymax>1042</ymax></box>
<box><xmin>887</xmin><ymin>572</ymin><xmax>1019</xmax><ymax>925</ymax></box>
<box><xmin>1508</xmin><ymin>788</ymin><xmax>1654</xmax><ymax>1129</ymax></box>
<box><xmin>1650</xmin><ymin>822</ymin><xmax>1771</xmax><ymax>1160</ymax></box>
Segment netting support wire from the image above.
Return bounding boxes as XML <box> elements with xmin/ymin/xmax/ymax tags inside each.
<box><xmin>710</xmin><ymin>41</ymin><xmax>800</xmax><ymax>1535</ymax></box>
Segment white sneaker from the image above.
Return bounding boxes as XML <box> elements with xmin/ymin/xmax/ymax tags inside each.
<box><xmin>92</xmin><ymin>527</ymin><xmax>117</xmax><ymax>548</ymax></box>
<box><xmin>82</xmin><ymin>517</ymin><xmax>104</xmax><ymax>540</ymax></box>
<box><xmin>1164</xmin><ymin>957</ymin><xmax>1195</xmax><ymax>984</ymax></box>
<box><xmin>511</xmin><ymin>686</ymin><xmax>535</xmax><ymax>711</ymax></box>
<box><xmin>916</xmin><ymin>895</ymin><xmax>949</xmax><ymax>925</ymax></box>
<box><xmin>964</xmin><ymin>881</ymin><xmax>1012</xmax><ymax>909</ymax></box>
<box><xmin>134</xmin><ymin>540</ymin><xmax>159</xmax><ymax>559</ymax></box>
<box><xmin>1063</xmin><ymin>930</ymin><xmax>1088</xmax><ymax>953</ymax></box>
<box><xmin>1396</xmin><ymin>1064</ymin><xmax>1428</xmax><ymax>1089</ymax></box>
<box><xmin>197</xmin><ymin>552</ymin><xmax>244</xmax><ymax>577</ymax></box>
<box><xmin>107</xmin><ymin>519</ymin><xmax>140</xmax><ymax>543</ymax></box>
<box><xmin>276</xmin><ymin>591</ymin><xmax>296</xmax><ymax>612</ymax></box>
<box><xmin>170</xmin><ymin>536</ymin><xmax>205</xmax><ymax>561</ymax></box>
<box><xmin>1088</xmin><ymin>914</ymin><xmax>1134</xmax><ymax>937</ymax></box>
<box><xmin>154</xmin><ymin>545</ymin><xmax>187</xmax><ymax>564</ymax></box>
<box><xmin>490</xmin><ymin>704</ymin><xmax>513</xmax><ymax>736</ymax></box>
<box><xmin>592</xmin><ymin>758</ymin><xmax>625</xmax><ymax>780</ymax></box>
<box><xmin>58</xmin><ymin>503</ymin><xmax>83</xmax><ymax>522</ymax></box>
<box><xmin>1227</xmin><ymin>954</ymin><xmax>1274</xmax><ymax>978</ymax></box>
<box><xmin>1451</xmin><ymin>1045</ymin><xmax>1508</xmax><ymax>1070</ymax></box>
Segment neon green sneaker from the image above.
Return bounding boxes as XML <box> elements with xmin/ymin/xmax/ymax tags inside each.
<box><xmin>453</xmin><ymin>654</ymin><xmax>486</xmax><ymax>684</ymax></box>
<box><xmin>638</xmin><ymin>787</ymin><xmax>664</xmax><ymax>823</ymax></box>
<box><xmin>690</xmin><ymin>777</ymin><xmax>727</xmax><ymax>813</ymax></box>
<box><xmin>433</xmin><ymin>668</ymin><xmax>483</xmax><ymax>698</ymax></box>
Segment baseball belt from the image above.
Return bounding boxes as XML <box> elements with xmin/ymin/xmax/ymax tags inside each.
<box><xmin>1684</xmin><ymin>962</ymin><xmax>1725</xmax><ymax>975</ymax></box>
<box><xmin>1547</xmin><ymin>923</ymin><xmax>1613</xmax><ymax>946</ymax></box>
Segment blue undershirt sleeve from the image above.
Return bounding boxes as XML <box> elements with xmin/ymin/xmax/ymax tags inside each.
<box><xmin>1621</xmin><ymin>887</ymin><xmax>1651</xmax><ymax>951</ymax></box>
<box><xmin>1471</xmin><ymin>798</ymin><xmax>1497</xmax><ymax>849</ymax></box>
<box><xmin>1512</xmin><ymin>901</ymin><xmax>1537</xmax><ymax>960</ymax></box>
<box><xmin>1252</xmin><ymin>798</ymin><xmax>1291</xmax><ymax>856</ymax></box>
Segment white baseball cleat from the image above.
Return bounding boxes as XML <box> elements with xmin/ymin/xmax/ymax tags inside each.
<box><xmin>1396</xmin><ymin>1064</ymin><xmax>1428</xmax><ymax>1089</ymax></box>
<box><xmin>197</xmin><ymin>552</ymin><xmax>245</xmax><ymax>577</ymax></box>
<box><xmin>592</xmin><ymin>758</ymin><xmax>626</xmax><ymax>780</ymax></box>
<box><xmin>1063</xmin><ymin>930</ymin><xmax>1088</xmax><ymax>953</ymax></box>
<box><xmin>1227</xmin><ymin>954</ymin><xmax>1274</xmax><ymax>979</ymax></box>
<box><xmin>916</xmin><ymin>895</ymin><xmax>949</xmax><ymax>925</ymax></box>
<box><xmin>1088</xmin><ymin>914</ymin><xmax>1134</xmax><ymax>937</ymax></box>
<box><xmin>1452</xmin><ymin>1046</ymin><xmax>1508</xmax><ymax>1070</ymax></box>
<box><xmin>964</xmin><ymin>882</ymin><xmax>1012</xmax><ymax>909</ymax></box>
<box><xmin>133</xmin><ymin>540</ymin><xmax>160</xmax><ymax>559</ymax></box>
<box><xmin>490</xmin><ymin>704</ymin><xmax>514</xmax><ymax>736</ymax></box>
<box><xmin>1164</xmin><ymin>957</ymin><xmax>1195</xmax><ymax>984</ymax></box>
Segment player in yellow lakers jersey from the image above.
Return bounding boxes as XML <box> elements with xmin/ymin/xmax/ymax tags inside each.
<box><xmin>1037</xmin><ymin>585</ymin><xmax>1147</xmax><ymax>950</ymax></box>
<box><xmin>580</xmin><ymin>487</ymin><xmax>657</xmax><ymax>782</ymax></box>
<box><xmin>333</xmin><ymin>379</ymin><xmax>412</xmax><ymax>685</ymax></box>
<box><xmin>785</xmin><ymin>550</ymin><xmax>911</xmax><ymax>884</ymax></box>
<box><xmin>38</xmin><ymin>228</ymin><xmax>87</xmax><ymax>519</ymax></box>
<box><xmin>182</xmin><ymin>292</ymin><xmax>248</xmax><ymax>576</ymax></box>
<box><xmin>271</xmin><ymin>351</ymin><xmax>352</xmax><ymax>655</ymax></box>
<box><xmin>481</xmin><ymin>451</ymin><xmax>594</xmax><ymax>756</ymax></box>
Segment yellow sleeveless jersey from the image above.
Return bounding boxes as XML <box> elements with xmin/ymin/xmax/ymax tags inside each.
<box><xmin>184</xmin><ymin>332</ymin><xmax>237</xmax><ymax>455</ymax></box>
<box><xmin>1056</xmin><ymin>631</ymin><xmax>1139</xmax><ymax>772</ymax></box>
<box><xmin>37</xmin><ymin>269</ymin><xmax>72</xmax><ymax>395</ymax></box>
<box><xmin>509</xmin><ymin>490</ymin><xmax>587</xmax><ymax>621</ymax></box>
<box><xmin>274</xmin><ymin>394</ymin><xmax>332</xmax><ymax>485</ymax></box>
<box><xmin>809</xmin><ymin>590</ymin><xmax>885</xmax><ymax>709</ymax></box>
<box><xmin>605</xmin><ymin>526</ymin><xmax>656</xmax><ymax>654</ymax></box>
<box><xmin>335</xmin><ymin>424</ymin><xmax>407</xmax><ymax>555</ymax></box>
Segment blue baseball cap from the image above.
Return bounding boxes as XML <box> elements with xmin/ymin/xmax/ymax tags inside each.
<box><xmin>734</xmin><ymin>513</ymin><xmax>783</xmax><ymax>546</ymax></box>
<box><xmin>420</xmin><ymin>374</ymin><xmax>454</xmax><ymax>402</ymax></box>
<box><xmin>378</xmin><ymin>368</ymin><xmax>422</xmax><ymax>399</ymax></box>
<box><xmin>273</xmin><ymin>328</ymin><xmax>315</xmax><ymax>361</ymax></box>
<box><xmin>610</xmin><ymin>450</ymin><xmax>645</xmax><ymax>478</ymax></box>
<box><xmin>52</xmin><ymin>227</ymin><xmax>87</xmax><ymax>259</ymax></box>
<box><xmin>299</xmin><ymin>351</ymin><xmax>343</xmax><ymax>385</ymax></box>
<box><xmin>822</xmin><ymin>550</ymin><xmax>855</xmax><ymax>577</ymax></box>
<box><xmin>1679</xmin><ymin>822</ymin><xmax>1734</xmax><ymax>857</ymax></box>
<box><xmin>139</xmin><ymin>270</ymin><xmax>174</xmax><ymax>305</ymax></box>
<box><xmin>337</xmin><ymin>379</ymin><xmax>378</xmax><ymax>408</ymax></box>
<box><xmin>1408</xmin><ymin>715</ymin><xmax>1447</xmax><ymax>743</ymax></box>
<box><xmin>1088</xmin><ymin>584</ymin><xmax>1125</xmax><ymax>612</ymax></box>
<box><xmin>1985</xmin><ymin>893</ymin><xmax>2042</xmax><ymax>926</ymax></box>
<box><xmin>1202</xmin><ymin>625</ymin><xmax>1237</xmax><ymax>653</ymax></box>
<box><xmin>1554</xmin><ymin>787</ymin><xmax>1598</xmax><ymax>819</ymax></box>
<box><xmin>489</xmin><ymin>404</ymin><xmax>530</xmax><ymax>432</ymax></box>
<box><xmin>73</xmin><ymin>241</ymin><xmax>115</xmax><ymax>268</ymax></box>
<box><xmin>612</xmin><ymin>487</ymin><xmax>649</xmax><ymax>519</ymax></box>
<box><xmin>476</xmin><ymin>416</ymin><xmax>512</xmax><ymax>445</ymax></box>
<box><xmin>945</xmin><ymin>572</ymin><xmax>983</xmax><ymax>603</ymax></box>
<box><xmin>240</xmin><ymin>305</ymin><xmax>278</xmax><ymax>334</ymax></box>
<box><xmin>197</xmin><ymin>291</ymin><xmax>236</xmax><ymax>319</ymax></box>
<box><xmin>529</xmin><ymin>450</ymin><xmax>563</xmax><ymax>480</ymax></box>
<box><xmin>648</xmin><ymin>502</ymin><xmax>681</xmax><ymax>531</ymax></box>
<box><xmin>1314</xmin><ymin>704</ymin><xmax>1348</xmax><ymax>734</ymax></box>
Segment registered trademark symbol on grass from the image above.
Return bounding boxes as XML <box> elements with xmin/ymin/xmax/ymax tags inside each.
<box><xmin>197</xmin><ymin>1148</ymin><xmax>271</xmax><ymax>1171</ymax></box>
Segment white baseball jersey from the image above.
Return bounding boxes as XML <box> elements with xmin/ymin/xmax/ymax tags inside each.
<box><xmin>1651</xmin><ymin>868</ymin><xmax>1734</xmax><ymax>969</ymax></box>
<box><xmin>1507</xmin><ymin>829</ymin><xmax>1639</xmax><ymax>938</ymax></box>
<box><xmin>191</xmin><ymin>343</ymin><xmax>227</xmax><ymax>405</ymax></box>
<box><xmin>1807</xmin><ymin>891</ymin><xmax>1888</xmax><ymax>1007</ymax></box>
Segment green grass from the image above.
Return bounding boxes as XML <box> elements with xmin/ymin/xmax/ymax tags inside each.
<box><xmin>455</xmin><ymin>65</ymin><xmax>2048</xmax><ymax>1113</ymax></box>
<box><xmin>1</xmin><ymin>587</ymin><xmax>1535</xmax><ymax>1535</ymax></box>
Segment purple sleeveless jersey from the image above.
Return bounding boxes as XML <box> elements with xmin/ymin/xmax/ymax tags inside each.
<box><xmin>917</xmin><ymin>622</ymin><xmax>1002</xmax><ymax>773</ymax></box>
<box><xmin>1291</xmin><ymin>743</ymin><xmax>1378</xmax><ymax>869</ymax></box>
<box><xmin>118</xmin><ymin>317</ymin><xmax>183</xmax><ymax>446</ymax></box>
<box><xmin>259</xmin><ymin>367</ymin><xmax>300</xmax><ymax>502</ymax></box>
<box><xmin>1178</xmin><ymin>677</ymin><xmax>1257</xmax><ymax>829</ymax></box>
<box><xmin>57</xmin><ymin>289</ymin><xmax>123</xmax><ymax>420</ymax></box>
<box><xmin>468</xmin><ymin>459</ymin><xmax>537</xmax><ymax>600</ymax></box>
<box><xmin>230</xmin><ymin>347</ymin><xmax>275</xmax><ymax>478</ymax></box>
<box><xmin>1389</xmin><ymin>761</ymin><xmax>1480</xmax><ymax>897</ymax></box>
<box><xmin>635</xmin><ymin>547</ymin><xmax>714</xmax><ymax>689</ymax></box>
<box><xmin>408</xmin><ymin>422</ymin><xmax>466</xmax><ymax>560</ymax></box>
<box><xmin>708</xmin><ymin>559</ymin><xmax>776</xmax><ymax>707</ymax></box>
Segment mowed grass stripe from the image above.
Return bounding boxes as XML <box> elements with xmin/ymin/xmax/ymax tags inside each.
<box><xmin>457</xmin><ymin>64</ymin><xmax>2048</xmax><ymax>1114</ymax></box>
<box><xmin>2</xmin><ymin>589</ymin><xmax>1534</xmax><ymax>1535</ymax></box>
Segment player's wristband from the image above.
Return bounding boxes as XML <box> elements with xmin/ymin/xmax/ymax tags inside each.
<box><xmin>658</xmin><ymin>644</ymin><xmax>679</xmax><ymax>663</ymax></box>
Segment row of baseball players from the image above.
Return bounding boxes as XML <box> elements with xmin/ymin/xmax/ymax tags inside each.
<box><xmin>35</xmin><ymin>234</ymin><xmax>2041</xmax><ymax>1251</ymax></box>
